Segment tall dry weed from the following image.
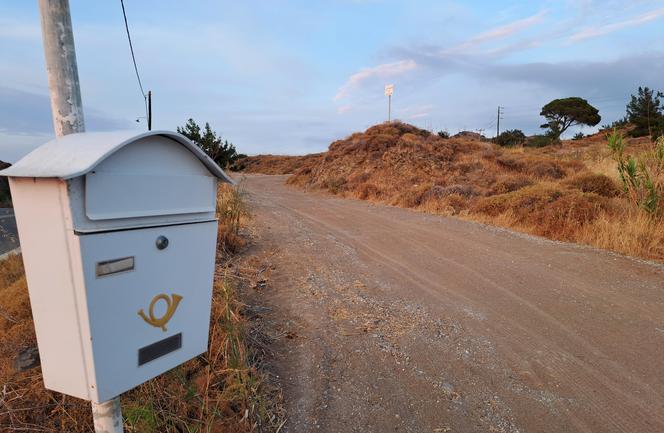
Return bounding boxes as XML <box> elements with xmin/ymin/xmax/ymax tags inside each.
<box><xmin>578</xmin><ymin>209</ymin><xmax>664</xmax><ymax>260</ymax></box>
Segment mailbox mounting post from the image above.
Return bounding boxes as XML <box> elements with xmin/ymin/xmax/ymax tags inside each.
<box><xmin>37</xmin><ymin>0</ymin><xmax>123</xmax><ymax>431</ymax></box>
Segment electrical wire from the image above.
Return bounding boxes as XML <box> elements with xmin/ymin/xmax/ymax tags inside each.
<box><xmin>120</xmin><ymin>0</ymin><xmax>148</xmax><ymax>119</ymax></box>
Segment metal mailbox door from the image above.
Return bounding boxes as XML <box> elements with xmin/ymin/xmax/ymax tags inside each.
<box><xmin>78</xmin><ymin>221</ymin><xmax>217</xmax><ymax>402</ymax></box>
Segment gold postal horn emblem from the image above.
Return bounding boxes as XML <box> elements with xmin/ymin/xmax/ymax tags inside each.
<box><xmin>138</xmin><ymin>293</ymin><xmax>183</xmax><ymax>332</ymax></box>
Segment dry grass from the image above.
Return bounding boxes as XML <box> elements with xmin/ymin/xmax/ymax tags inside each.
<box><xmin>0</xmin><ymin>184</ymin><xmax>283</xmax><ymax>432</ymax></box>
<box><xmin>217</xmin><ymin>182</ymin><xmax>250</xmax><ymax>256</ymax></box>
<box><xmin>282</xmin><ymin>122</ymin><xmax>664</xmax><ymax>262</ymax></box>
<box><xmin>235</xmin><ymin>154</ymin><xmax>323</xmax><ymax>175</ymax></box>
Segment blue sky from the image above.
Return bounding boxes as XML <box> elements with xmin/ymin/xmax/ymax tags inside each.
<box><xmin>2</xmin><ymin>0</ymin><xmax>664</xmax><ymax>162</ymax></box>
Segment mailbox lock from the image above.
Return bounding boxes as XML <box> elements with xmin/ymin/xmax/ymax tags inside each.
<box><xmin>155</xmin><ymin>235</ymin><xmax>169</xmax><ymax>250</ymax></box>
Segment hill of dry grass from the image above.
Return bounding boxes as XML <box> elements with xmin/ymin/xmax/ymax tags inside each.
<box><xmin>284</xmin><ymin>122</ymin><xmax>663</xmax><ymax>262</ymax></box>
<box><xmin>236</xmin><ymin>153</ymin><xmax>323</xmax><ymax>175</ymax></box>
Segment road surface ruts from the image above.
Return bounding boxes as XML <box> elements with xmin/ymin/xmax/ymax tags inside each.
<box><xmin>240</xmin><ymin>174</ymin><xmax>664</xmax><ymax>433</ymax></box>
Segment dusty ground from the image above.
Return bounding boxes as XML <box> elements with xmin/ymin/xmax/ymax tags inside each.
<box><xmin>240</xmin><ymin>174</ymin><xmax>664</xmax><ymax>433</ymax></box>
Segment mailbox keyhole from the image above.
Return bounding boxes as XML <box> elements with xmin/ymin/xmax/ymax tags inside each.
<box><xmin>156</xmin><ymin>236</ymin><xmax>169</xmax><ymax>250</ymax></box>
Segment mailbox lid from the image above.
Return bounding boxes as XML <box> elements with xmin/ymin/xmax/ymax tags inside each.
<box><xmin>83</xmin><ymin>135</ymin><xmax>218</xmax><ymax>221</ymax></box>
<box><xmin>79</xmin><ymin>221</ymin><xmax>217</xmax><ymax>402</ymax></box>
<box><xmin>85</xmin><ymin>172</ymin><xmax>215</xmax><ymax>220</ymax></box>
<box><xmin>0</xmin><ymin>130</ymin><xmax>233</xmax><ymax>183</ymax></box>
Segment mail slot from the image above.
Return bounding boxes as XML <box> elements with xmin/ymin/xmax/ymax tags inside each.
<box><xmin>0</xmin><ymin>131</ymin><xmax>233</xmax><ymax>403</ymax></box>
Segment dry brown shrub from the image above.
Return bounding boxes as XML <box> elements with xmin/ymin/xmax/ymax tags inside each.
<box><xmin>443</xmin><ymin>193</ymin><xmax>469</xmax><ymax>215</ymax></box>
<box><xmin>532</xmin><ymin>192</ymin><xmax>612</xmax><ymax>239</ymax></box>
<box><xmin>324</xmin><ymin>176</ymin><xmax>347</xmax><ymax>194</ymax></box>
<box><xmin>355</xmin><ymin>183</ymin><xmax>380</xmax><ymax>200</ymax></box>
<box><xmin>490</xmin><ymin>175</ymin><xmax>534</xmax><ymax>195</ymax></box>
<box><xmin>456</xmin><ymin>161</ymin><xmax>483</xmax><ymax>174</ymax></box>
<box><xmin>0</xmin><ymin>253</ymin><xmax>23</xmax><ymax>289</ymax></box>
<box><xmin>393</xmin><ymin>183</ymin><xmax>432</xmax><ymax>208</ymax></box>
<box><xmin>496</xmin><ymin>155</ymin><xmax>526</xmax><ymax>171</ymax></box>
<box><xmin>563</xmin><ymin>173</ymin><xmax>621</xmax><ymax>197</ymax></box>
<box><xmin>528</xmin><ymin>160</ymin><xmax>566</xmax><ymax>179</ymax></box>
<box><xmin>473</xmin><ymin>184</ymin><xmax>564</xmax><ymax>218</ymax></box>
<box><xmin>426</xmin><ymin>184</ymin><xmax>477</xmax><ymax>199</ymax></box>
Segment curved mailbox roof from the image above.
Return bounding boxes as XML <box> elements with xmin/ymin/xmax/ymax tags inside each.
<box><xmin>0</xmin><ymin>130</ymin><xmax>234</xmax><ymax>183</ymax></box>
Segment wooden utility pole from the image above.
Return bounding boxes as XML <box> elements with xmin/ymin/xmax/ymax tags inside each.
<box><xmin>37</xmin><ymin>1</ymin><xmax>123</xmax><ymax>432</ymax></box>
<box><xmin>147</xmin><ymin>90</ymin><xmax>152</xmax><ymax>131</ymax></box>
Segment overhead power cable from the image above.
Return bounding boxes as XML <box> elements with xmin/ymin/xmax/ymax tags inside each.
<box><xmin>120</xmin><ymin>0</ymin><xmax>148</xmax><ymax>119</ymax></box>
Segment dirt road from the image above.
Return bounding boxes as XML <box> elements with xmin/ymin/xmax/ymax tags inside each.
<box><xmin>240</xmin><ymin>174</ymin><xmax>664</xmax><ymax>433</ymax></box>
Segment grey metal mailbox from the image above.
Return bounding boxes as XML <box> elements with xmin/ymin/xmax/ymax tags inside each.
<box><xmin>0</xmin><ymin>130</ymin><xmax>232</xmax><ymax>403</ymax></box>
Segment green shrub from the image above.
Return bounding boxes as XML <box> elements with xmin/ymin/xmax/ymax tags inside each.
<box><xmin>608</xmin><ymin>130</ymin><xmax>664</xmax><ymax>215</ymax></box>
<box><xmin>494</xmin><ymin>129</ymin><xmax>526</xmax><ymax>147</ymax></box>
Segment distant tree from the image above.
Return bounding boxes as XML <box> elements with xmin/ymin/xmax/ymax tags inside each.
<box><xmin>625</xmin><ymin>86</ymin><xmax>664</xmax><ymax>138</ymax></box>
<box><xmin>177</xmin><ymin>118</ymin><xmax>240</xmax><ymax>168</ymax></box>
<box><xmin>572</xmin><ymin>132</ymin><xmax>585</xmax><ymax>141</ymax></box>
<box><xmin>437</xmin><ymin>130</ymin><xmax>450</xmax><ymax>139</ymax></box>
<box><xmin>0</xmin><ymin>160</ymin><xmax>11</xmax><ymax>207</ymax></box>
<box><xmin>494</xmin><ymin>129</ymin><xmax>526</xmax><ymax>146</ymax></box>
<box><xmin>600</xmin><ymin>117</ymin><xmax>628</xmax><ymax>132</ymax></box>
<box><xmin>540</xmin><ymin>97</ymin><xmax>601</xmax><ymax>142</ymax></box>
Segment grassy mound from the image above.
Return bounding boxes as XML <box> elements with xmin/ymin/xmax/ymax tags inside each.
<box><xmin>287</xmin><ymin>122</ymin><xmax>664</xmax><ymax>262</ymax></box>
<box><xmin>235</xmin><ymin>154</ymin><xmax>323</xmax><ymax>175</ymax></box>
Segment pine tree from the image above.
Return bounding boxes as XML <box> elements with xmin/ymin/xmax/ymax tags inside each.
<box><xmin>177</xmin><ymin>118</ymin><xmax>240</xmax><ymax>168</ymax></box>
<box><xmin>626</xmin><ymin>87</ymin><xmax>664</xmax><ymax>138</ymax></box>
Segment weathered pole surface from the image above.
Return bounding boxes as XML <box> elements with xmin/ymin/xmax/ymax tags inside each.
<box><xmin>38</xmin><ymin>0</ymin><xmax>85</xmax><ymax>137</ymax></box>
<box><xmin>91</xmin><ymin>398</ymin><xmax>123</xmax><ymax>433</ymax></box>
<box><xmin>37</xmin><ymin>1</ymin><xmax>123</xmax><ymax>432</ymax></box>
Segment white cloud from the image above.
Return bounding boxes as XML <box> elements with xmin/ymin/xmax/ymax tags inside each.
<box><xmin>334</xmin><ymin>59</ymin><xmax>417</xmax><ymax>101</ymax></box>
<box><xmin>569</xmin><ymin>6</ymin><xmax>664</xmax><ymax>42</ymax></box>
<box><xmin>445</xmin><ymin>10</ymin><xmax>548</xmax><ymax>54</ymax></box>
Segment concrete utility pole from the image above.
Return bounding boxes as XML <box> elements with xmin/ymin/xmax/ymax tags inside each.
<box><xmin>38</xmin><ymin>1</ymin><xmax>123</xmax><ymax>432</ymax></box>
<box><xmin>38</xmin><ymin>0</ymin><xmax>85</xmax><ymax>137</ymax></box>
